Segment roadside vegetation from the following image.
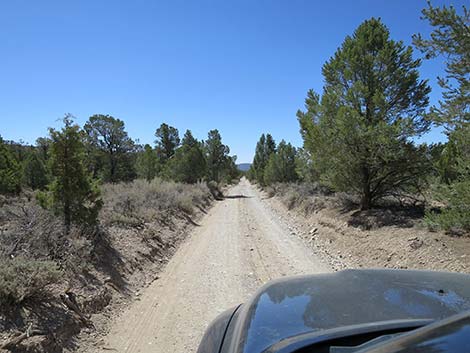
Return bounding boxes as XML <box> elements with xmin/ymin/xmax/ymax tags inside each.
<box><xmin>248</xmin><ymin>2</ymin><xmax>469</xmax><ymax>236</ymax></box>
<box><xmin>0</xmin><ymin>114</ymin><xmax>240</xmax><ymax>349</ymax></box>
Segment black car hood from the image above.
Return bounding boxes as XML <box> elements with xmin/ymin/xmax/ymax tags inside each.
<box><xmin>222</xmin><ymin>269</ymin><xmax>470</xmax><ymax>353</ymax></box>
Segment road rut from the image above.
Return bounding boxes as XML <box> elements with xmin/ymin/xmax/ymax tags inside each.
<box><xmin>98</xmin><ymin>178</ymin><xmax>330</xmax><ymax>352</ymax></box>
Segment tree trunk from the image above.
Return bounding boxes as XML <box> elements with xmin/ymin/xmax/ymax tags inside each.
<box><xmin>360</xmin><ymin>165</ymin><xmax>372</xmax><ymax>210</ymax></box>
<box><xmin>360</xmin><ymin>192</ymin><xmax>372</xmax><ymax>210</ymax></box>
<box><xmin>64</xmin><ymin>201</ymin><xmax>71</xmax><ymax>234</ymax></box>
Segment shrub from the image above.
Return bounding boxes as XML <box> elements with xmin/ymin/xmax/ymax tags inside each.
<box><xmin>425</xmin><ymin>180</ymin><xmax>470</xmax><ymax>235</ymax></box>
<box><xmin>0</xmin><ymin>258</ymin><xmax>62</xmax><ymax>307</ymax></box>
<box><xmin>101</xmin><ymin>178</ymin><xmax>213</xmax><ymax>226</ymax></box>
<box><xmin>267</xmin><ymin>182</ymin><xmax>332</xmax><ymax>214</ymax></box>
<box><xmin>207</xmin><ymin>180</ymin><xmax>223</xmax><ymax>200</ymax></box>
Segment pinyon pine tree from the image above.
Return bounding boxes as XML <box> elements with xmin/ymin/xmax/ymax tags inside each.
<box><xmin>298</xmin><ymin>18</ymin><xmax>431</xmax><ymax>209</ymax></box>
<box><xmin>414</xmin><ymin>2</ymin><xmax>470</xmax><ymax>232</ymax></box>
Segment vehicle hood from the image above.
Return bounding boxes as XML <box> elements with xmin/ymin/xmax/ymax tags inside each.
<box><xmin>222</xmin><ymin>269</ymin><xmax>470</xmax><ymax>353</ymax></box>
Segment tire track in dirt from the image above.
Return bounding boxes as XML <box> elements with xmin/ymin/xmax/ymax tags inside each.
<box><xmin>95</xmin><ymin>178</ymin><xmax>330</xmax><ymax>353</ymax></box>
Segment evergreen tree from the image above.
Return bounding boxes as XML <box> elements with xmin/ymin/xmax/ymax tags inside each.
<box><xmin>168</xmin><ymin>130</ymin><xmax>206</xmax><ymax>183</ymax></box>
<box><xmin>295</xmin><ymin>148</ymin><xmax>318</xmax><ymax>183</ymax></box>
<box><xmin>251</xmin><ymin>133</ymin><xmax>277</xmax><ymax>185</ymax></box>
<box><xmin>264</xmin><ymin>140</ymin><xmax>298</xmax><ymax>185</ymax></box>
<box><xmin>205</xmin><ymin>129</ymin><xmax>229</xmax><ymax>182</ymax></box>
<box><xmin>413</xmin><ymin>1</ymin><xmax>469</xmax><ymax>127</ymax></box>
<box><xmin>136</xmin><ymin>144</ymin><xmax>159</xmax><ymax>182</ymax></box>
<box><xmin>298</xmin><ymin>18</ymin><xmax>431</xmax><ymax>209</ymax></box>
<box><xmin>252</xmin><ymin>134</ymin><xmax>266</xmax><ymax>182</ymax></box>
<box><xmin>181</xmin><ymin>129</ymin><xmax>198</xmax><ymax>148</ymax></box>
<box><xmin>22</xmin><ymin>151</ymin><xmax>48</xmax><ymax>190</ymax></box>
<box><xmin>38</xmin><ymin>116</ymin><xmax>102</xmax><ymax>233</ymax></box>
<box><xmin>155</xmin><ymin>123</ymin><xmax>180</xmax><ymax>164</ymax></box>
<box><xmin>0</xmin><ymin>136</ymin><xmax>21</xmax><ymax>194</ymax></box>
<box><xmin>36</xmin><ymin>137</ymin><xmax>51</xmax><ymax>162</ymax></box>
<box><xmin>223</xmin><ymin>155</ymin><xmax>241</xmax><ymax>183</ymax></box>
<box><xmin>84</xmin><ymin>114</ymin><xmax>136</xmax><ymax>182</ymax></box>
<box><xmin>415</xmin><ymin>2</ymin><xmax>470</xmax><ymax>232</ymax></box>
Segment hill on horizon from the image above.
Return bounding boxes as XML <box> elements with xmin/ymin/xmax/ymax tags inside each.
<box><xmin>237</xmin><ymin>163</ymin><xmax>251</xmax><ymax>172</ymax></box>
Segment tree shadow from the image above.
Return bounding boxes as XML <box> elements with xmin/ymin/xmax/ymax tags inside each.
<box><xmin>92</xmin><ymin>230</ymin><xmax>130</xmax><ymax>295</ymax></box>
<box><xmin>348</xmin><ymin>205</ymin><xmax>425</xmax><ymax>230</ymax></box>
<box><xmin>224</xmin><ymin>195</ymin><xmax>252</xmax><ymax>199</ymax></box>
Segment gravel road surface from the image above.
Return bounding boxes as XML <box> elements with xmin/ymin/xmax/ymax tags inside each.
<box><xmin>99</xmin><ymin>178</ymin><xmax>330</xmax><ymax>353</ymax></box>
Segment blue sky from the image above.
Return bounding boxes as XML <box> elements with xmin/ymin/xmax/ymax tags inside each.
<box><xmin>0</xmin><ymin>0</ymin><xmax>464</xmax><ymax>163</ymax></box>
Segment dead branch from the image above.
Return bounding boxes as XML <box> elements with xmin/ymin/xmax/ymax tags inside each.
<box><xmin>60</xmin><ymin>292</ymin><xmax>94</xmax><ymax>328</ymax></box>
<box><xmin>0</xmin><ymin>323</ymin><xmax>45</xmax><ymax>350</ymax></box>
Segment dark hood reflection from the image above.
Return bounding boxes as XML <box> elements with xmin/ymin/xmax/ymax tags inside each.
<box><xmin>236</xmin><ymin>270</ymin><xmax>470</xmax><ymax>353</ymax></box>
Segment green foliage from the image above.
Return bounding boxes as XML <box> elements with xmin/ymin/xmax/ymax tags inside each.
<box><xmin>219</xmin><ymin>155</ymin><xmax>241</xmax><ymax>184</ymax></box>
<box><xmin>426</xmin><ymin>179</ymin><xmax>470</xmax><ymax>233</ymax></box>
<box><xmin>415</xmin><ymin>2</ymin><xmax>470</xmax><ymax>232</ymax></box>
<box><xmin>167</xmin><ymin>130</ymin><xmax>207</xmax><ymax>183</ymax></box>
<box><xmin>155</xmin><ymin>123</ymin><xmax>180</xmax><ymax>164</ymax></box>
<box><xmin>205</xmin><ymin>129</ymin><xmax>230</xmax><ymax>182</ymax></box>
<box><xmin>413</xmin><ymin>1</ymin><xmax>469</xmax><ymax>127</ymax></box>
<box><xmin>0</xmin><ymin>137</ymin><xmax>21</xmax><ymax>194</ymax></box>
<box><xmin>22</xmin><ymin>151</ymin><xmax>48</xmax><ymax>190</ymax></box>
<box><xmin>36</xmin><ymin>137</ymin><xmax>51</xmax><ymax>161</ymax></box>
<box><xmin>38</xmin><ymin>116</ymin><xmax>103</xmax><ymax>232</ymax></box>
<box><xmin>264</xmin><ymin>140</ymin><xmax>298</xmax><ymax>185</ymax></box>
<box><xmin>298</xmin><ymin>18</ymin><xmax>431</xmax><ymax>209</ymax></box>
<box><xmin>0</xmin><ymin>258</ymin><xmax>62</xmax><ymax>307</ymax></box>
<box><xmin>295</xmin><ymin>148</ymin><xmax>318</xmax><ymax>183</ymax></box>
<box><xmin>84</xmin><ymin>114</ymin><xmax>136</xmax><ymax>182</ymax></box>
<box><xmin>136</xmin><ymin>144</ymin><xmax>159</xmax><ymax>182</ymax></box>
<box><xmin>251</xmin><ymin>134</ymin><xmax>276</xmax><ymax>185</ymax></box>
<box><xmin>426</xmin><ymin>126</ymin><xmax>470</xmax><ymax>233</ymax></box>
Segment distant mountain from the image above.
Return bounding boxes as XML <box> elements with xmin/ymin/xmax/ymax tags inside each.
<box><xmin>237</xmin><ymin>163</ymin><xmax>251</xmax><ymax>172</ymax></box>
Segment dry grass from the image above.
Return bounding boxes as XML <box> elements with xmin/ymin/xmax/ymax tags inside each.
<box><xmin>0</xmin><ymin>178</ymin><xmax>214</xmax><ymax>308</ymax></box>
<box><xmin>264</xmin><ymin>182</ymin><xmax>426</xmax><ymax>230</ymax></box>
<box><xmin>0</xmin><ymin>258</ymin><xmax>62</xmax><ymax>307</ymax></box>
<box><xmin>100</xmin><ymin>178</ymin><xmax>213</xmax><ymax>227</ymax></box>
<box><xmin>265</xmin><ymin>183</ymin><xmax>334</xmax><ymax>214</ymax></box>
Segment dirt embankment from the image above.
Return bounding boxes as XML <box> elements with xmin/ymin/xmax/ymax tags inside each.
<box><xmin>0</xmin><ymin>180</ymin><xmax>215</xmax><ymax>353</ymax></box>
<box><xmin>3</xmin><ymin>179</ymin><xmax>468</xmax><ymax>353</ymax></box>
<box><xmin>262</xmin><ymin>185</ymin><xmax>470</xmax><ymax>274</ymax></box>
<box><xmin>93</xmin><ymin>179</ymin><xmax>330</xmax><ymax>353</ymax></box>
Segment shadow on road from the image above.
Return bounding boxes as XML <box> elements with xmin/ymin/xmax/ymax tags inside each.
<box><xmin>224</xmin><ymin>195</ymin><xmax>252</xmax><ymax>199</ymax></box>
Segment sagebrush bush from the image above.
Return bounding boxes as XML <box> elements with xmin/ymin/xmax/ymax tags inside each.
<box><xmin>266</xmin><ymin>182</ymin><xmax>332</xmax><ymax>214</ymax></box>
<box><xmin>0</xmin><ymin>258</ymin><xmax>62</xmax><ymax>307</ymax></box>
<box><xmin>101</xmin><ymin>178</ymin><xmax>213</xmax><ymax>226</ymax></box>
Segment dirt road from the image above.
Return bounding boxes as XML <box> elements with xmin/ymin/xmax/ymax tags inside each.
<box><xmin>98</xmin><ymin>178</ymin><xmax>330</xmax><ymax>353</ymax></box>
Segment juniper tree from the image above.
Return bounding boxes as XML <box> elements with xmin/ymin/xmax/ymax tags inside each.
<box><xmin>38</xmin><ymin>116</ymin><xmax>102</xmax><ymax>233</ymax></box>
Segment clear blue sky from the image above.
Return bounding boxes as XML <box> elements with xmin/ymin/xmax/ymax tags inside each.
<box><xmin>0</xmin><ymin>0</ymin><xmax>463</xmax><ymax>163</ymax></box>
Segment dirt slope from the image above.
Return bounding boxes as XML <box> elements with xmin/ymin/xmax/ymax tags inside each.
<box><xmin>92</xmin><ymin>179</ymin><xmax>330</xmax><ymax>353</ymax></box>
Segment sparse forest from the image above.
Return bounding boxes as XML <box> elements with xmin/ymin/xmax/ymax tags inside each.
<box><xmin>0</xmin><ymin>1</ymin><xmax>468</xmax><ymax>351</ymax></box>
<box><xmin>0</xmin><ymin>113</ymin><xmax>240</xmax><ymax>349</ymax></box>
<box><xmin>248</xmin><ymin>2</ymin><xmax>469</xmax><ymax>234</ymax></box>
